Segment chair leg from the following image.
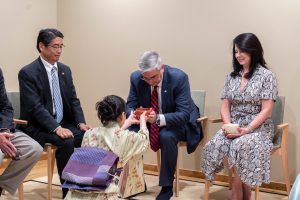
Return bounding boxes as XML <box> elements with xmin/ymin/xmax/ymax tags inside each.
<box><xmin>255</xmin><ymin>186</ymin><xmax>259</xmax><ymax>200</ymax></box>
<box><xmin>175</xmin><ymin>146</ymin><xmax>180</xmax><ymax>197</ymax></box>
<box><xmin>204</xmin><ymin>180</ymin><xmax>210</xmax><ymax>200</ymax></box>
<box><xmin>281</xmin><ymin>151</ymin><xmax>291</xmax><ymax>193</ymax></box>
<box><xmin>47</xmin><ymin>145</ymin><xmax>53</xmax><ymax>200</ymax></box>
<box><xmin>51</xmin><ymin>149</ymin><xmax>56</xmax><ymax>180</ymax></box>
<box><xmin>156</xmin><ymin>150</ymin><xmax>161</xmax><ymax>176</ymax></box>
<box><xmin>228</xmin><ymin>168</ymin><xmax>233</xmax><ymax>190</ymax></box>
<box><xmin>18</xmin><ymin>183</ymin><xmax>24</xmax><ymax>200</ymax></box>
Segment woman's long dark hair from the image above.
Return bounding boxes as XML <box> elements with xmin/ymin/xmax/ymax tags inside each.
<box><xmin>231</xmin><ymin>33</ymin><xmax>267</xmax><ymax>79</ymax></box>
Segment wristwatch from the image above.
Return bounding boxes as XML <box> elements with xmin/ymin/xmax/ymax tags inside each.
<box><xmin>155</xmin><ymin>115</ymin><xmax>160</xmax><ymax>126</ymax></box>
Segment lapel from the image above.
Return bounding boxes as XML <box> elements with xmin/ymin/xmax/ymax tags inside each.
<box><xmin>57</xmin><ymin>63</ymin><xmax>68</xmax><ymax>109</ymax></box>
<box><xmin>37</xmin><ymin>58</ymin><xmax>54</xmax><ymax>114</ymax></box>
<box><xmin>161</xmin><ymin>65</ymin><xmax>169</xmax><ymax>113</ymax></box>
<box><xmin>140</xmin><ymin>79</ymin><xmax>151</xmax><ymax>108</ymax></box>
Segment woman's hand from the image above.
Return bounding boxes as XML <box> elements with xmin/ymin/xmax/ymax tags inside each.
<box><xmin>139</xmin><ymin>111</ymin><xmax>148</xmax><ymax>123</ymax></box>
<box><xmin>139</xmin><ymin>111</ymin><xmax>148</xmax><ymax>129</ymax></box>
<box><xmin>127</xmin><ymin>111</ymin><xmax>140</xmax><ymax>125</ymax></box>
<box><xmin>121</xmin><ymin>111</ymin><xmax>139</xmax><ymax>130</ymax></box>
<box><xmin>224</xmin><ymin>127</ymin><xmax>251</xmax><ymax>139</ymax></box>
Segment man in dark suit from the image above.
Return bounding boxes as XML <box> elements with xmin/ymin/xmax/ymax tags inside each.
<box><xmin>0</xmin><ymin>68</ymin><xmax>42</xmax><ymax>196</ymax></box>
<box><xmin>18</xmin><ymin>28</ymin><xmax>91</xmax><ymax>198</ymax></box>
<box><xmin>127</xmin><ymin>51</ymin><xmax>203</xmax><ymax>200</ymax></box>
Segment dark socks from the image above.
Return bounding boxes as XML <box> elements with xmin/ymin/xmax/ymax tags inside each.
<box><xmin>156</xmin><ymin>186</ymin><xmax>173</xmax><ymax>200</ymax></box>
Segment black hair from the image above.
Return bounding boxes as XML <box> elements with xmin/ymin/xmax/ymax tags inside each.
<box><xmin>231</xmin><ymin>33</ymin><xmax>267</xmax><ymax>79</ymax></box>
<box><xmin>36</xmin><ymin>28</ymin><xmax>64</xmax><ymax>52</ymax></box>
<box><xmin>95</xmin><ymin>95</ymin><xmax>126</xmax><ymax>126</ymax></box>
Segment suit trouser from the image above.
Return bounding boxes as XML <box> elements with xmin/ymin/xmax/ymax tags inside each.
<box><xmin>41</xmin><ymin>122</ymin><xmax>84</xmax><ymax>187</ymax></box>
<box><xmin>158</xmin><ymin>127</ymin><xmax>186</xmax><ymax>187</ymax></box>
<box><xmin>0</xmin><ymin>131</ymin><xmax>43</xmax><ymax>194</ymax></box>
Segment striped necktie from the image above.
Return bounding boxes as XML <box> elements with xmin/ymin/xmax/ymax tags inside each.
<box><xmin>150</xmin><ymin>86</ymin><xmax>160</xmax><ymax>152</ymax></box>
<box><xmin>51</xmin><ymin>67</ymin><xmax>63</xmax><ymax>123</ymax></box>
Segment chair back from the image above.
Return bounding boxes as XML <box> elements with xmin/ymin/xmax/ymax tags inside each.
<box><xmin>191</xmin><ymin>90</ymin><xmax>206</xmax><ymax>116</ymax></box>
<box><xmin>7</xmin><ymin>91</ymin><xmax>20</xmax><ymax>119</ymax></box>
<box><xmin>271</xmin><ymin>96</ymin><xmax>285</xmax><ymax>148</ymax></box>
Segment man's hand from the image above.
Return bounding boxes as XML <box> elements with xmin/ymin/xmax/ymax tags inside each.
<box><xmin>78</xmin><ymin>123</ymin><xmax>92</xmax><ymax>132</ymax></box>
<box><xmin>0</xmin><ymin>132</ymin><xmax>17</xmax><ymax>157</ymax></box>
<box><xmin>147</xmin><ymin>110</ymin><xmax>157</xmax><ymax>124</ymax></box>
<box><xmin>55</xmin><ymin>127</ymin><xmax>74</xmax><ymax>139</ymax></box>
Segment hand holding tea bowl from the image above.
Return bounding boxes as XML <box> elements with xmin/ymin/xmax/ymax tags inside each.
<box><xmin>134</xmin><ymin>107</ymin><xmax>152</xmax><ymax>120</ymax></box>
<box><xmin>223</xmin><ymin>123</ymin><xmax>242</xmax><ymax>138</ymax></box>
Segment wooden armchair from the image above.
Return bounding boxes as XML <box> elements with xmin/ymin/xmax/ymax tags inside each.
<box><xmin>204</xmin><ymin>96</ymin><xmax>290</xmax><ymax>200</ymax></box>
<box><xmin>156</xmin><ymin>90</ymin><xmax>208</xmax><ymax>197</ymax></box>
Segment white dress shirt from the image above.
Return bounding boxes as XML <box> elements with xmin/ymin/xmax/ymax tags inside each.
<box><xmin>151</xmin><ymin>78</ymin><xmax>166</xmax><ymax>127</ymax></box>
<box><xmin>40</xmin><ymin>56</ymin><xmax>60</xmax><ymax>114</ymax></box>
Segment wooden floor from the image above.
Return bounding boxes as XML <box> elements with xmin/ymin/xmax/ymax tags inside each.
<box><xmin>1</xmin><ymin>158</ymin><xmax>290</xmax><ymax>200</ymax></box>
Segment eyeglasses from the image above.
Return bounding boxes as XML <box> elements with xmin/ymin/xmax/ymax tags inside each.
<box><xmin>141</xmin><ymin>71</ymin><xmax>161</xmax><ymax>82</ymax></box>
<box><xmin>48</xmin><ymin>44</ymin><xmax>65</xmax><ymax>50</ymax></box>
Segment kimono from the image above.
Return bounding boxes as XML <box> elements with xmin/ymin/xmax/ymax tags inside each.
<box><xmin>64</xmin><ymin>121</ymin><xmax>149</xmax><ymax>200</ymax></box>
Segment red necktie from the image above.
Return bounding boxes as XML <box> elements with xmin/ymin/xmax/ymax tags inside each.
<box><xmin>150</xmin><ymin>86</ymin><xmax>160</xmax><ymax>152</ymax></box>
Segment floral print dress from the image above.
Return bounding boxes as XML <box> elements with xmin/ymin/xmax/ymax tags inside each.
<box><xmin>202</xmin><ymin>66</ymin><xmax>278</xmax><ymax>187</ymax></box>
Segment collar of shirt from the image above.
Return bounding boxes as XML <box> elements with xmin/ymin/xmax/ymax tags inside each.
<box><xmin>151</xmin><ymin>73</ymin><xmax>163</xmax><ymax>91</ymax></box>
<box><xmin>151</xmin><ymin>75</ymin><xmax>163</xmax><ymax>112</ymax></box>
<box><xmin>40</xmin><ymin>56</ymin><xmax>58</xmax><ymax>113</ymax></box>
<box><xmin>40</xmin><ymin>56</ymin><xmax>58</xmax><ymax>73</ymax></box>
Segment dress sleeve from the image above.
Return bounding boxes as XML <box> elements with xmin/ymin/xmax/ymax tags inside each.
<box><xmin>112</xmin><ymin>127</ymin><xmax>149</xmax><ymax>165</ymax></box>
<box><xmin>221</xmin><ymin>74</ymin><xmax>231</xmax><ymax>99</ymax></box>
<box><xmin>260</xmin><ymin>72</ymin><xmax>278</xmax><ymax>100</ymax></box>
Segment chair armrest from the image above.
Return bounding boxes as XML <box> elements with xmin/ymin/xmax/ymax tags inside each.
<box><xmin>278</xmin><ymin>123</ymin><xmax>288</xmax><ymax>149</ymax></box>
<box><xmin>277</xmin><ymin>123</ymin><xmax>288</xmax><ymax>129</ymax></box>
<box><xmin>13</xmin><ymin>119</ymin><xmax>28</xmax><ymax>126</ymax></box>
<box><xmin>197</xmin><ymin>116</ymin><xmax>208</xmax><ymax>123</ymax></box>
<box><xmin>197</xmin><ymin>116</ymin><xmax>209</xmax><ymax>144</ymax></box>
<box><xmin>210</xmin><ymin>118</ymin><xmax>223</xmax><ymax>123</ymax></box>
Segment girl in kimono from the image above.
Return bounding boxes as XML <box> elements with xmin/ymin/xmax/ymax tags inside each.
<box><xmin>65</xmin><ymin>95</ymin><xmax>149</xmax><ymax>200</ymax></box>
<box><xmin>202</xmin><ymin>33</ymin><xmax>278</xmax><ymax>200</ymax></box>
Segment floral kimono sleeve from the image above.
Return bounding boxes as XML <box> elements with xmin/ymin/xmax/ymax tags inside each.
<box><xmin>112</xmin><ymin>127</ymin><xmax>149</xmax><ymax>165</ymax></box>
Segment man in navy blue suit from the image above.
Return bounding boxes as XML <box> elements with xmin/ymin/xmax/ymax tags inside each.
<box><xmin>127</xmin><ymin>51</ymin><xmax>203</xmax><ymax>200</ymax></box>
<box><xmin>18</xmin><ymin>28</ymin><xmax>91</xmax><ymax>198</ymax></box>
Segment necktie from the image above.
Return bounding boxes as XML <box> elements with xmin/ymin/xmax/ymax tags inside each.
<box><xmin>51</xmin><ymin>67</ymin><xmax>63</xmax><ymax>123</ymax></box>
<box><xmin>150</xmin><ymin>86</ymin><xmax>160</xmax><ymax>152</ymax></box>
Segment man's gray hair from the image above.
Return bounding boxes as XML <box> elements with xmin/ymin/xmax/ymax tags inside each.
<box><xmin>138</xmin><ymin>51</ymin><xmax>162</xmax><ymax>73</ymax></box>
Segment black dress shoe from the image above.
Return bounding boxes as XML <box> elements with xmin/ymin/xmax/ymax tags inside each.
<box><xmin>156</xmin><ymin>186</ymin><xmax>173</xmax><ymax>200</ymax></box>
<box><xmin>0</xmin><ymin>187</ymin><xmax>2</xmax><ymax>196</ymax></box>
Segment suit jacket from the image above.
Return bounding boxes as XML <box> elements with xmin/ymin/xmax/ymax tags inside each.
<box><xmin>126</xmin><ymin>65</ymin><xmax>203</xmax><ymax>154</ymax></box>
<box><xmin>0</xmin><ymin>68</ymin><xmax>14</xmax><ymax>130</ymax></box>
<box><xmin>18</xmin><ymin>58</ymin><xmax>86</xmax><ymax>141</ymax></box>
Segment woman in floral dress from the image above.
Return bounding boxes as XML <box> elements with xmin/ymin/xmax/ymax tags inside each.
<box><xmin>202</xmin><ymin>33</ymin><xmax>278</xmax><ymax>200</ymax></box>
<box><xmin>65</xmin><ymin>95</ymin><xmax>149</xmax><ymax>200</ymax></box>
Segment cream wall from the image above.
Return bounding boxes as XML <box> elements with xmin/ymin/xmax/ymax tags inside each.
<box><xmin>57</xmin><ymin>0</ymin><xmax>300</xmax><ymax>183</ymax></box>
<box><xmin>1</xmin><ymin>0</ymin><xmax>299</xmax><ymax>184</ymax></box>
<box><xmin>0</xmin><ymin>0</ymin><xmax>57</xmax><ymax>90</ymax></box>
